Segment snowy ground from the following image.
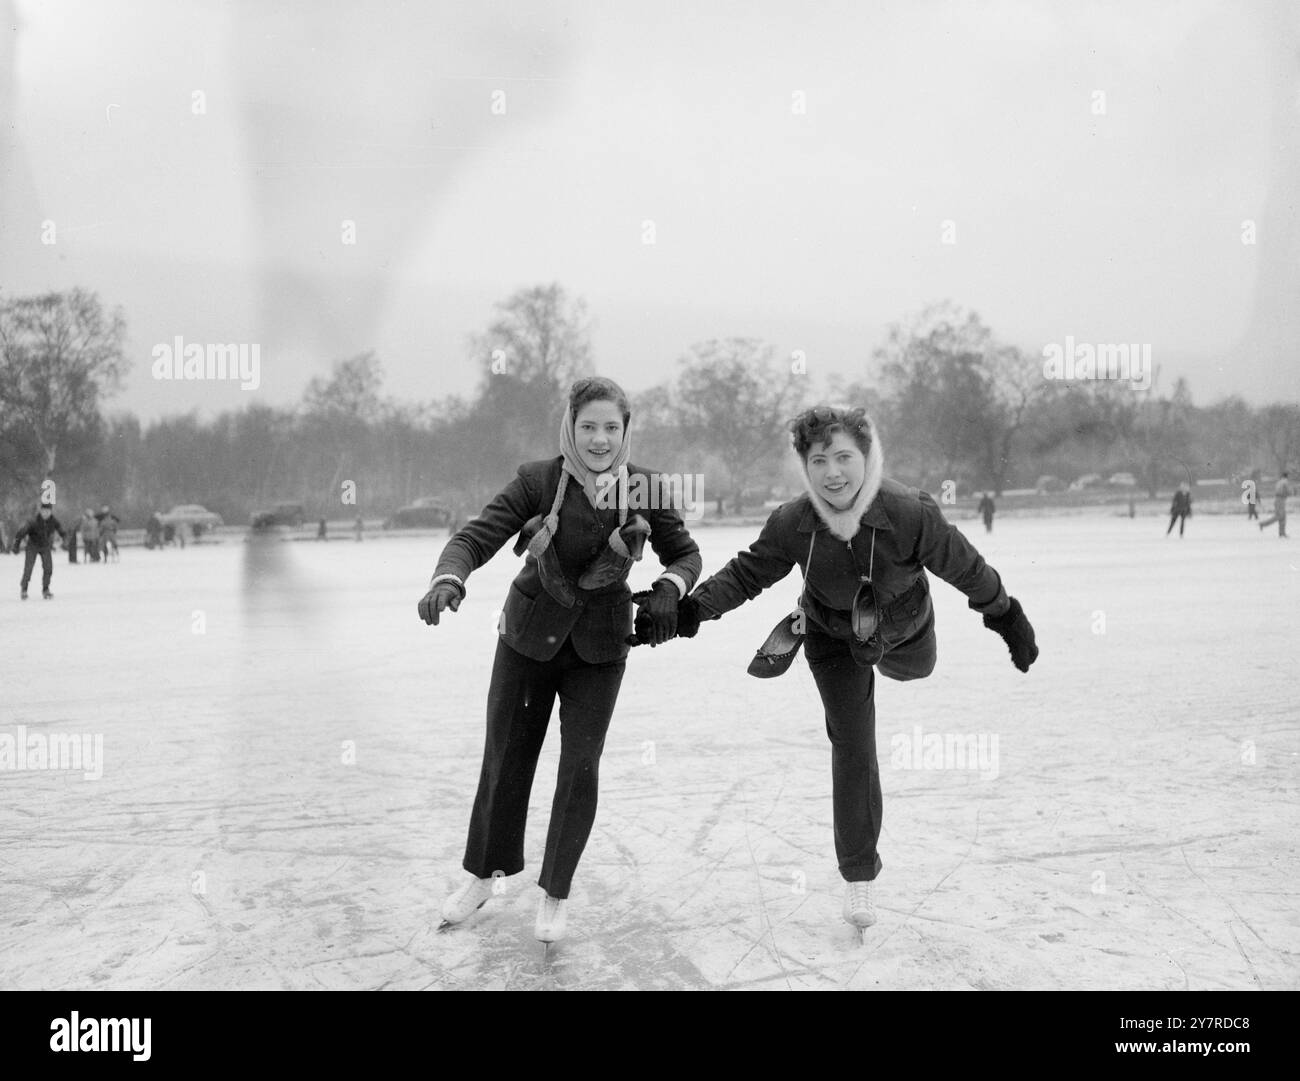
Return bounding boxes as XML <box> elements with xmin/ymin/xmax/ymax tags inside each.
<box><xmin>1</xmin><ymin>515</ymin><xmax>1297</xmax><ymax>991</ymax></box>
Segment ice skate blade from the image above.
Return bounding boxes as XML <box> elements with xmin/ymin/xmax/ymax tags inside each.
<box><xmin>436</xmin><ymin>897</ymin><xmax>488</xmax><ymax>932</ymax></box>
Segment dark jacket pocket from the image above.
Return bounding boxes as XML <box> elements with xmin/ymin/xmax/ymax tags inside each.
<box><xmin>878</xmin><ymin>577</ymin><xmax>931</xmax><ymax>647</ymax></box>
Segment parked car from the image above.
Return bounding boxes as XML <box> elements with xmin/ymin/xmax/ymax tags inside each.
<box><xmin>158</xmin><ymin>504</ymin><xmax>224</xmax><ymax>530</ymax></box>
<box><xmin>250</xmin><ymin>501</ymin><xmax>305</xmax><ymax>529</ymax></box>
<box><xmin>1068</xmin><ymin>473</ymin><xmax>1105</xmax><ymax>491</ymax></box>
<box><xmin>383</xmin><ymin>497</ymin><xmax>451</xmax><ymax>529</ymax></box>
<box><xmin>1107</xmin><ymin>472</ymin><xmax>1137</xmax><ymax>487</ymax></box>
<box><xmin>1034</xmin><ymin>475</ymin><xmax>1066</xmax><ymax>493</ymax></box>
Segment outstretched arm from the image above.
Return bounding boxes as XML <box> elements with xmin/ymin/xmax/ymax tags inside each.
<box><xmin>689</xmin><ymin>507</ymin><xmax>799</xmax><ymax>620</ymax></box>
<box><xmin>418</xmin><ymin>466</ymin><xmax>539</xmax><ymax>625</ymax></box>
<box><xmin>912</xmin><ymin>491</ymin><xmax>1008</xmax><ymax>616</ymax></box>
<box><xmin>911</xmin><ymin>491</ymin><xmax>1038</xmax><ymax>671</ymax></box>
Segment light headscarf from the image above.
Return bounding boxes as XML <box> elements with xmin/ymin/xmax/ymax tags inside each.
<box><xmin>526</xmin><ymin>403</ymin><xmax>631</xmax><ymax>561</ymax></box>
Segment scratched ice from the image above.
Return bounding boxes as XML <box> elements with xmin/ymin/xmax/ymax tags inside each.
<box><xmin>1</xmin><ymin>517</ymin><xmax>1297</xmax><ymax>990</ymax></box>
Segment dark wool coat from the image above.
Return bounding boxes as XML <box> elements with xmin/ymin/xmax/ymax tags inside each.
<box><xmin>14</xmin><ymin>513</ymin><xmax>66</xmax><ymax>552</ymax></box>
<box><xmin>433</xmin><ymin>457</ymin><xmax>702</xmax><ymax>664</ymax></box>
<box><xmin>693</xmin><ymin>478</ymin><xmax>1008</xmax><ymax>646</ymax></box>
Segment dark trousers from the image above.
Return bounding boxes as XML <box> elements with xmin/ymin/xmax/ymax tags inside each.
<box><xmin>1259</xmin><ymin>505</ymin><xmax>1288</xmax><ymax>536</ymax></box>
<box><xmin>21</xmin><ymin>547</ymin><xmax>54</xmax><ymax>591</ymax></box>
<box><xmin>463</xmin><ymin>636</ymin><xmax>626</xmax><ymax>899</ymax></box>
<box><xmin>804</xmin><ymin>614</ymin><xmax>936</xmax><ymax>883</ymax></box>
<box><xmin>1166</xmin><ymin>512</ymin><xmax>1187</xmax><ymax>535</ymax></box>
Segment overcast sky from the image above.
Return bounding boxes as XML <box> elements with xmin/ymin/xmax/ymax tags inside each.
<box><xmin>2</xmin><ymin>0</ymin><xmax>1297</xmax><ymax>421</ymax></box>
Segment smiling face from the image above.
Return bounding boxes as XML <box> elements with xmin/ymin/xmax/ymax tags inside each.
<box><xmin>806</xmin><ymin>431</ymin><xmax>866</xmax><ymax>509</ymax></box>
<box><xmin>573</xmin><ymin>399</ymin><xmax>625</xmax><ymax>472</ymax></box>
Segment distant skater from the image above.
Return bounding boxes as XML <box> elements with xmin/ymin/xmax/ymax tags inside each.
<box><xmin>1258</xmin><ymin>472</ymin><xmax>1292</xmax><ymax>538</ymax></box>
<box><xmin>97</xmin><ymin>506</ymin><xmax>120</xmax><ymax>562</ymax></box>
<box><xmin>1166</xmin><ymin>483</ymin><xmax>1192</xmax><ymax>537</ymax></box>
<box><xmin>354</xmin><ymin>514</ymin><xmax>364</xmax><ymax>542</ymax></box>
<box><xmin>13</xmin><ymin>501</ymin><xmax>67</xmax><ymax>600</ymax></box>
<box><xmin>81</xmin><ymin>509</ymin><xmax>100</xmax><ymax>562</ymax></box>
<box><xmin>977</xmin><ymin>492</ymin><xmax>996</xmax><ymax>533</ymax></box>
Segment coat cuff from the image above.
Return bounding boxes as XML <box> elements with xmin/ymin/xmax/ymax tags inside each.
<box><xmin>657</xmin><ymin>572</ymin><xmax>688</xmax><ymax>600</ymax></box>
<box><xmin>969</xmin><ymin>589</ymin><xmax>1009</xmax><ymax>617</ymax></box>
<box><xmin>430</xmin><ymin>572</ymin><xmax>465</xmax><ymax>595</ymax></box>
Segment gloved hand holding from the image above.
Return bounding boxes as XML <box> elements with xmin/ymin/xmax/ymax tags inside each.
<box><xmin>629</xmin><ymin>579</ymin><xmax>681</xmax><ymax>647</ymax></box>
<box><xmin>982</xmin><ymin>596</ymin><xmax>1038</xmax><ymax>672</ymax></box>
<box><xmin>676</xmin><ymin>594</ymin><xmax>707</xmax><ymax>639</ymax></box>
<box><xmin>418</xmin><ymin>581</ymin><xmax>464</xmax><ymax>625</ymax></box>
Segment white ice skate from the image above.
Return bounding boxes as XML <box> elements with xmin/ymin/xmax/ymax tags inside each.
<box><xmin>534</xmin><ymin>893</ymin><xmax>567</xmax><ymax>950</ymax></box>
<box><xmin>843</xmin><ymin>880</ymin><xmax>877</xmax><ymax>941</ymax></box>
<box><xmin>437</xmin><ymin>873</ymin><xmax>495</xmax><ymax>930</ymax></box>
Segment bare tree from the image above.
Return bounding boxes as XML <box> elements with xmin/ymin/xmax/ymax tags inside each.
<box><xmin>468</xmin><ymin>283</ymin><xmax>595</xmax><ymax>477</ymax></box>
<box><xmin>1257</xmin><ymin>402</ymin><xmax>1300</xmax><ymax>475</ymax></box>
<box><xmin>874</xmin><ymin>302</ymin><xmax>1001</xmax><ymax>489</ymax></box>
<box><xmin>0</xmin><ymin>289</ymin><xmax>127</xmax><ymax>488</ymax></box>
<box><xmin>675</xmin><ymin>338</ymin><xmax>803</xmax><ymax>513</ymax></box>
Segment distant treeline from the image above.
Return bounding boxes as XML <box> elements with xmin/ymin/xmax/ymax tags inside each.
<box><xmin>2</xmin><ymin>288</ymin><xmax>1296</xmax><ymax>524</ymax></box>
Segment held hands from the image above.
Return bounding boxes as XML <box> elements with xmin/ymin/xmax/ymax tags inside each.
<box><xmin>626</xmin><ymin>580</ymin><xmax>678</xmax><ymax>647</ymax></box>
<box><xmin>418</xmin><ymin>581</ymin><xmax>464</xmax><ymax>626</ymax></box>
<box><xmin>983</xmin><ymin>596</ymin><xmax>1038</xmax><ymax>673</ymax></box>
<box><xmin>627</xmin><ymin>589</ymin><xmax>707</xmax><ymax>647</ymax></box>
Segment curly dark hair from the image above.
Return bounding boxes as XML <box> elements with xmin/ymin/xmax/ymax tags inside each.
<box><xmin>568</xmin><ymin>376</ymin><xmax>630</xmax><ymax>427</ymax></box>
<box><xmin>789</xmin><ymin>405</ymin><xmax>873</xmax><ymax>460</ymax></box>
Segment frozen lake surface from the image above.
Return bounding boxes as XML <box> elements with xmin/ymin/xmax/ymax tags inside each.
<box><xmin>1</xmin><ymin>515</ymin><xmax>1297</xmax><ymax>990</ymax></box>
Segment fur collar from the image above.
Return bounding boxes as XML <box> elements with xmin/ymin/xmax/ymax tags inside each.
<box><xmin>796</xmin><ymin>414</ymin><xmax>885</xmax><ymax>541</ymax></box>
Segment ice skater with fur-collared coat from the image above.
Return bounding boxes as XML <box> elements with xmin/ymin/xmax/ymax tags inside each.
<box><xmin>634</xmin><ymin>405</ymin><xmax>1037</xmax><ymax>936</ymax></box>
<box><xmin>418</xmin><ymin>377</ymin><xmax>701</xmax><ymax>947</ymax></box>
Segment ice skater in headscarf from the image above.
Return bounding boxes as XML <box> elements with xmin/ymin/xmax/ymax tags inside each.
<box><xmin>418</xmin><ymin>377</ymin><xmax>702</xmax><ymax>946</ymax></box>
<box><xmin>634</xmin><ymin>404</ymin><xmax>1037</xmax><ymax>937</ymax></box>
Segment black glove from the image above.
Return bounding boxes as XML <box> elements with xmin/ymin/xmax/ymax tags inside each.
<box><xmin>627</xmin><ymin>606</ymin><xmax>655</xmax><ymax>647</ymax></box>
<box><xmin>626</xmin><ymin>580</ymin><xmax>678</xmax><ymax>646</ymax></box>
<box><xmin>418</xmin><ymin>581</ymin><xmax>464</xmax><ymax>625</ymax></box>
<box><xmin>676</xmin><ymin>594</ymin><xmax>705</xmax><ymax>639</ymax></box>
<box><xmin>983</xmin><ymin>596</ymin><xmax>1038</xmax><ymax>673</ymax></box>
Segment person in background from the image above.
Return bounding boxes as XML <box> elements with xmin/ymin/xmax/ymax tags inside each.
<box><xmin>98</xmin><ymin>505</ymin><xmax>120</xmax><ymax>562</ymax></box>
<box><xmin>14</xmin><ymin>500</ymin><xmax>67</xmax><ymax>599</ymax></box>
<box><xmin>67</xmin><ymin>516</ymin><xmax>79</xmax><ymax>563</ymax></box>
<box><xmin>317</xmin><ymin>517</ymin><xmax>328</xmax><ymax>541</ymax></box>
<box><xmin>977</xmin><ymin>491</ymin><xmax>996</xmax><ymax>533</ymax></box>
<box><xmin>1258</xmin><ymin>471</ymin><xmax>1292</xmax><ymax>538</ymax></box>
<box><xmin>81</xmin><ymin>509</ymin><xmax>100</xmax><ymax>563</ymax></box>
<box><xmin>354</xmin><ymin>514</ymin><xmax>364</xmax><ymax>542</ymax></box>
<box><xmin>1166</xmin><ymin>483</ymin><xmax>1192</xmax><ymax>537</ymax></box>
